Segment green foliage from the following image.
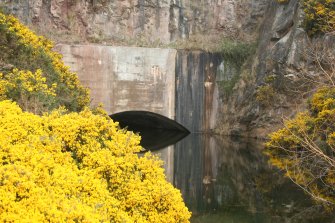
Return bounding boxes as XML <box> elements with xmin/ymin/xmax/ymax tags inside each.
<box><xmin>255</xmin><ymin>75</ymin><xmax>277</xmax><ymax>107</ymax></box>
<box><xmin>302</xmin><ymin>0</ymin><xmax>335</xmax><ymax>35</ymax></box>
<box><xmin>256</xmin><ymin>85</ymin><xmax>276</xmax><ymax>106</ymax></box>
<box><xmin>264</xmin><ymin>74</ymin><xmax>277</xmax><ymax>84</ymax></box>
<box><xmin>217</xmin><ymin>75</ymin><xmax>240</xmax><ymax>96</ymax></box>
<box><xmin>0</xmin><ymin>69</ymin><xmax>58</xmax><ymax>113</ymax></box>
<box><xmin>266</xmin><ymin>87</ymin><xmax>335</xmax><ymax>208</ymax></box>
<box><xmin>309</xmin><ymin>87</ymin><xmax>335</xmax><ymax>114</ymax></box>
<box><xmin>217</xmin><ymin>60</ymin><xmax>241</xmax><ymax>96</ymax></box>
<box><xmin>219</xmin><ymin>39</ymin><xmax>256</xmax><ymax>68</ymax></box>
<box><xmin>216</xmin><ymin>39</ymin><xmax>256</xmax><ymax>96</ymax></box>
<box><xmin>277</xmin><ymin>0</ymin><xmax>290</xmax><ymax>4</ymax></box>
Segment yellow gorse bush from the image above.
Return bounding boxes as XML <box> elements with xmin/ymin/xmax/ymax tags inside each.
<box><xmin>266</xmin><ymin>87</ymin><xmax>335</xmax><ymax>207</ymax></box>
<box><xmin>0</xmin><ymin>13</ymin><xmax>53</xmax><ymax>50</ymax></box>
<box><xmin>0</xmin><ymin>101</ymin><xmax>191</xmax><ymax>222</ymax></box>
<box><xmin>276</xmin><ymin>0</ymin><xmax>334</xmax><ymax>35</ymax></box>
<box><xmin>0</xmin><ymin>69</ymin><xmax>57</xmax><ymax>113</ymax></box>
<box><xmin>0</xmin><ymin>12</ymin><xmax>90</xmax><ymax>113</ymax></box>
<box><xmin>302</xmin><ymin>0</ymin><xmax>335</xmax><ymax>35</ymax></box>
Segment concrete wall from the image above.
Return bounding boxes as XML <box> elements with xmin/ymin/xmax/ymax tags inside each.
<box><xmin>175</xmin><ymin>51</ymin><xmax>221</xmax><ymax>133</ymax></box>
<box><xmin>57</xmin><ymin>45</ymin><xmax>222</xmax><ymax>133</ymax></box>
<box><xmin>57</xmin><ymin>45</ymin><xmax>176</xmax><ymax>119</ymax></box>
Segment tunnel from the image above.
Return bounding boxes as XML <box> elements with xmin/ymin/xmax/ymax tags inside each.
<box><xmin>109</xmin><ymin>111</ymin><xmax>190</xmax><ymax>151</ymax></box>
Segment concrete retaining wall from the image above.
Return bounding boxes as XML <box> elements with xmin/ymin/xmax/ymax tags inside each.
<box><xmin>57</xmin><ymin>45</ymin><xmax>222</xmax><ymax>133</ymax></box>
<box><xmin>58</xmin><ymin>45</ymin><xmax>176</xmax><ymax>119</ymax></box>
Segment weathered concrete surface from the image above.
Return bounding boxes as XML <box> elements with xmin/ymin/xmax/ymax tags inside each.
<box><xmin>175</xmin><ymin>51</ymin><xmax>221</xmax><ymax>133</ymax></box>
<box><xmin>57</xmin><ymin>45</ymin><xmax>176</xmax><ymax>119</ymax></box>
<box><xmin>57</xmin><ymin>45</ymin><xmax>223</xmax><ymax>133</ymax></box>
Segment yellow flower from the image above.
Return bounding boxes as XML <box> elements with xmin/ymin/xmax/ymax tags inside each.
<box><xmin>0</xmin><ymin>101</ymin><xmax>191</xmax><ymax>222</ymax></box>
<box><xmin>0</xmin><ymin>12</ymin><xmax>90</xmax><ymax>112</ymax></box>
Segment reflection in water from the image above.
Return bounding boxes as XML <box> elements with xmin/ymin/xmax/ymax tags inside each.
<box><xmin>155</xmin><ymin>134</ymin><xmax>334</xmax><ymax>223</ymax></box>
<box><xmin>134</xmin><ymin>128</ymin><xmax>189</xmax><ymax>151</ymax></box>
<box><xmin>109</xmin><ymin>111</ymin><xmax>189</xmax><ymax>150</ymax></box>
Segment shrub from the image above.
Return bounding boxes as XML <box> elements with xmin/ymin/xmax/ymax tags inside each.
<box><xmin>0</xmin><ymin>101</ymin><xmax>191</xmax><ymax>222</ymax></box>
<box><xmin>217</xmin><ymin>72</ymin><xmax>240</xmax><ymax>96</ymax></box>
<box><xmin>266</xmin><ymin>87</ymin><xmax>335</xmax><ymax>207</ymax></box>
<box><xmin>0</xmin><ymin>12</ymin><xmax>90</xmax><ymax>113</ymax></box>
<box><xmin>219</xmin><ymin>39</ymin><xmax>256</xmax><ymax>68</ymax></box>
<box><xmin>0</xmin><ymin>69</ymin><xmax>57</xmax><ymax>113</ymax></box>
<box><xmin>217</xmin><ymin>39</ymin><xmax>256</xmax><ymax>96</ymax></box>
<box><xmin>256</xmin><ymin>85</ymin><xmax>276</xmax><ymax>106</ymax></box>
<box><xmin>302</xmin><ymin>0</ymin><xmax>335</xmax><ymax>35</ymax></box>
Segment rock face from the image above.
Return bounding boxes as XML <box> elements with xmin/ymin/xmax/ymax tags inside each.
<box><xmin>2</xmin><ymin>0</ymin><xmax>267</xmax><ymax>45</ymax></box>
<box><xmin>215</xmin><ymin>0</ymin><xmax>335</xmax><ymax>138</ymax></box>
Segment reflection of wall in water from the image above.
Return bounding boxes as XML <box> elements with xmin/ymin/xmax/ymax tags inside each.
<box><xmin>173</xmin><ymin>134</ymin><xmax>219</xmax><ymax>214</ymax></box>
<box><xmin>172</xmin><ymin>135</ymin><xmax>262</xmax><ymax>214</ymax></box>
<box><xmin>161</xmin><ymin>135</ymin><xmax>264</xmax><ymax>214</ymax></box>
<box><xmin>173</xmin><ymin>134</ymin><xmax>255</xmax><ymax>214</ymax></box>
<box><xmin>172</xmin><ymin>135</ymin><xmax>311</xmax><ymax>218</ymax></box>
<box><xmin>213</xmin><ymin>138</ymin><xmax>268</xmax><ymax>211</ymax></box>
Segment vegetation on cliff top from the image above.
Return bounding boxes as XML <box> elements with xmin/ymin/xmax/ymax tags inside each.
<box><xmin>277</xmin><ymin>0</ymin><xmax>335</xmax><ymax>35</ymax></box>
<box><xmin>303</xmin><ymin>0</ymin><xmax>335</xmax><ymax>35</ymax></box>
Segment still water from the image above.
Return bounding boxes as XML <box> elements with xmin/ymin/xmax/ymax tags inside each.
<box><xmin>153</xmin><ymin>134</ymin><xmax>334</xmax><ymax>223</ymax></box>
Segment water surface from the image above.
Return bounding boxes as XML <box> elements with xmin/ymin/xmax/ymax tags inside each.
<box><xmin>155</xmin><ymin>134</ymin><xmax>334</xmax><ymax>223</ymax></box>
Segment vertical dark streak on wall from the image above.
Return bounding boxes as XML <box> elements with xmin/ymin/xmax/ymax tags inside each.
<box><xmin>175</xmin><ymin>51</ymin><xmax>204</xmax><ymax>133</ymax></box>
<box><xmin>139</xmin><ymin>0</ymin><xmax>145</xmax><ymax>30</ymax></box>
<box><xmin>175</xmin><ymin>50</ymin><xmax>221</xmax><ymax>133</ymax></box>
<box><xmin>178</xmin><ymin>1</ymin><xmax>188</xmax><ymax>39</ymax></box>
<box><xmin>155</xmin><ymin>0</ymin><xmax>160</xmax><ymax>30</ymax></box>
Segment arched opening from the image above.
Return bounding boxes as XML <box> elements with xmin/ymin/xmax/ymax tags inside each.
<box><xmin>109</xmin><ymin>111</ymin><xmax>190</xmax><ymax>151</ymax></box>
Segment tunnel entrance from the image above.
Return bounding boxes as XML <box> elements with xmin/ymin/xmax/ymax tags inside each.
<box><xmin>109</xmin><ymin>111</ymin><xmax>190</xmax><ymax>151</ymax></box>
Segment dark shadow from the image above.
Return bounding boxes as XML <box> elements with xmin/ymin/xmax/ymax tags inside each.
<box><xmin>109</xmin><ymin>111</ymin><xmax>190</xmax><ymax>151</ymax></box>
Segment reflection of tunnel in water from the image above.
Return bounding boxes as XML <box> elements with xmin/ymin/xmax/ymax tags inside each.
<box><xmin>109</xmin><ymin>111</ymin><xmax>190</xmax><ymax>150</ymax></box>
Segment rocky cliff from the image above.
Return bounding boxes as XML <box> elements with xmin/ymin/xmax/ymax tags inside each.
<box><xmin>2</xmin><ymin>0</ymin><xmax>334</xmax><ymax>138</ymax></box>
<box><xmin>1</xmin><ymin>0</ymin><xmax>266</xmax><ymax>48</ymax></box>
<box><xmin>215</xmin><ymin>0</ymin><xmax>335</xmax><ymax>137</ymax></box>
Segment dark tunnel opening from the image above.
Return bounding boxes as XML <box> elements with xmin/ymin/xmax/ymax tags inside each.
<box><xmin>109</xmin><ymin>111</ymin><xmax>190</xmax><ymax>151</ymax></box>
